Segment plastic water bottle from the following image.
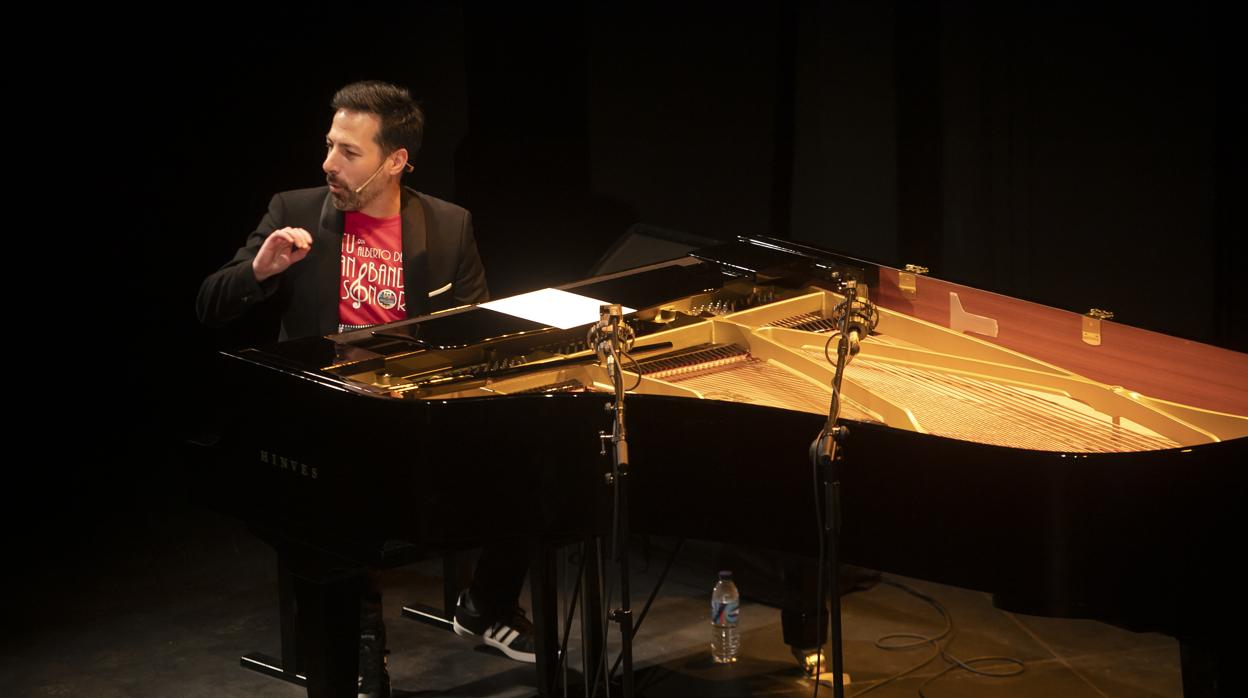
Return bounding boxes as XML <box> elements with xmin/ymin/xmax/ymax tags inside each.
<box><xmin>710</xmin><ymin>570</ymin><xmax>740</xmax><ymax>663</ymax></box>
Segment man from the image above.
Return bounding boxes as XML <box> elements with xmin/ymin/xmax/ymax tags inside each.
<box><xmin>197</xmin><ymin>80</ymin><xmax>533</xmax><ymax>698</ymax></box>
<box><xmin>197</xmin><ymin>81</ymin><xmax>487</xmax><ymax>336</ymax></box>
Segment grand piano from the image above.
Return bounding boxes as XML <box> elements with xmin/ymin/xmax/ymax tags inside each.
<box><xmin>199</xmin><ymin>236</ymin><xmax>1248</xmax><ymax>697</ymax></box>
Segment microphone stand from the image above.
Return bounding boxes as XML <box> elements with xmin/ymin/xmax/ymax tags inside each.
<box><xmin>593</xmin><ymin>304</ymin><xmax>636</xmax><ymax>698</ymax></box>
<box><xmin>809</xmin><ymin>279</ymin><xmax>876</xmax><ymax>698</ymax></box>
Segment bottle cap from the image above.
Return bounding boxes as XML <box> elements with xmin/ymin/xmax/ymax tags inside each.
<box><xmin>718</xmin><ymin>570</ymin><xmax>732</xmax><ymax>578</ymax></box>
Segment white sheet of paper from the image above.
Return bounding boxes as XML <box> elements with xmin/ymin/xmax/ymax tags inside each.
<box><xmin>480</xmin><ymin>288</ymin><xmax>633</xmax><ymax>330</ymax></box>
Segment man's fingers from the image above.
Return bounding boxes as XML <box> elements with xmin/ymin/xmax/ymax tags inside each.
<box><xmin>266</xmin><ymin>229</ymin><xmax>296</xmax><ymax>250</ymax></box>
<box><xmin>254</xmin><ymin>228</ymin><xmax>314</xmax><ymax>282</ymax></box>
<box><xmin>291</xmin><ymin>228</ymin><xmax>312</xmax><ymax>249</ymax></box>
<box><xmin>270</xmin><ymin>227</ymin><xmax>313</xmax><ymax>250</ymax></box>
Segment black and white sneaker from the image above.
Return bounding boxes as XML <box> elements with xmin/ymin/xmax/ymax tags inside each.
<box><xmin>452</xmin><ymin>589</ymin><xmax>537</xmax><ymax>664</ymax></box>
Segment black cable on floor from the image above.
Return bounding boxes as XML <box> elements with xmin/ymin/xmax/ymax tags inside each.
<box><xmin>820</xmin><ymin>579</ymin><xmax>1024</xmax><ymax>697</ymax></box>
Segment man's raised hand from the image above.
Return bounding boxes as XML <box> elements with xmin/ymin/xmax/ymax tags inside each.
<box><xmin>252</xmin><ymin>227</ymin><xmax>313</xmax><ymax>282</ymax></box>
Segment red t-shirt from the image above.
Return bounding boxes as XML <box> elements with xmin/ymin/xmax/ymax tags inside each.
<box><xmin>338</xmin><ymin>211</ymin><xmax>405</xmax><ymax>332</ymax></box>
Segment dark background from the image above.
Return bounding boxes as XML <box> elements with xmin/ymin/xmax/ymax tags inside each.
<box><xmin>153</xmin><ymin>1</ymin><xmax>1242</xmax><ymax>351</ymax></box>
<box><xmin>17</xmin><ymin>0</ymin><xmax>1244</xmax><ymax>607</ymax></box>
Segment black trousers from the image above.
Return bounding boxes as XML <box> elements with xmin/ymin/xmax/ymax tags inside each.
<box><xmin>361</xmin><ymin>541</ymin><xmax>530</xmax><ymax>637</ymax></box>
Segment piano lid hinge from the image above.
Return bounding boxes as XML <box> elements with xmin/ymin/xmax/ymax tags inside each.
<box><xmin>1082</xmin><ymin>308</ymin><xmax>1114</xmax><ymax>346</ymax></box>
<box><xmin>899</xmin><ymin>264</ymin><xmax>928</xmax><ymax>299</ymax></box>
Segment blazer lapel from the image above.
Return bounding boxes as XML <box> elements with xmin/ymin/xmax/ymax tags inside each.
<box><xmin>316</xmin><ymin>192</ymin><xmax>345</xmax><ymax>334</ymax></box>
<box><xmin>401</xmin><ymin>188</ymin><xmax>432</xmax><ymax>317</ymax></box>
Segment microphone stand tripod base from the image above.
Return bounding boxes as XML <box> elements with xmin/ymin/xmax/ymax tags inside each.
<box><xmin>813</xmin><ymin>672</ymin><xmax>853</xmax><ymax>687</ymax></box>
<box><xmin>795</xmin><ymin>647</ymin><xmax>852</xmax><ymax>686</ymax></box>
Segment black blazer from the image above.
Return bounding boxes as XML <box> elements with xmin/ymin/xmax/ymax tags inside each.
<box><xmin>197</xmin><ymin>186</ymin><xmax>489</xmax><ymax>340</ymax></box>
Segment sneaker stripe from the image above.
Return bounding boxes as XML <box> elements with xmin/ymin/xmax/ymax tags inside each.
<box><xmin>453</xmin><ymin>603</ymin><xmax>538</xmax><ymax>664</ymax></box>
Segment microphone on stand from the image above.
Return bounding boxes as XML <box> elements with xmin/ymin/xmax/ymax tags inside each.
<box><xmin>811</xmin><ymin>278</ymin><xmax>877</xmax><ymax>698</ymax></box>
<box><xmin>830</xmin><ymin>281</ymin><xmax>879</xmax><ymax>357</ymax></box>
<box><xmin>591</xmin><ymin>301</ymin><xmax>640</xmax><ymax>698</ymax></box>
<box><xmin>589</xmin><ymin>304</ymin><xmax>635</xmax><ymax>378</ymax></box>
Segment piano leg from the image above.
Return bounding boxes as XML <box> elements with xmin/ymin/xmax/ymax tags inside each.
<box><xmin>240</xmin><ymin>550</ymin><xmax>365</xmax><ymax>697</ymax></box>
<box><xmin>290</xmin><ymin>569</ymin><xmax>364</xmax><ymax>698</ymax></box>
<box><xmin>530</xmin><ymin>541</ymin><xmax>561</xmax><ymax>696</ymax></box>
<box><xmin>1179</xmin><ymin>639</ymin><xmax>1224</xmax><ymax>698</ymax></box>
<box><xmin>279</xmin><ymin>559</ymin><xmax>300</xmax><ymax>674</ymax></box>
<box><xmin>525</xmin><ymin>538</ymin><xmax>609</xmax><ymax>696</ymax></box>
<box><xmin>239</xmin><ymin>555</ymin><xmax>309</xmax><ymax>687</ymax></box>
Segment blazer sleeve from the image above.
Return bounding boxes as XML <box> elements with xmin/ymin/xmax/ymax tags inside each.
<box><xmin>451</xmin><ymin>210</ymin><xmax>490</xmax><ymax>305</ymax></box>
<box><xmin>195</xmin><ymin>194</ymin><xmax>286</xmax><ymax>327</ymax></box>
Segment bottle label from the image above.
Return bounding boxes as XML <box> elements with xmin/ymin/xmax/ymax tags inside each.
<box><xmin>711</xmin><ymin>599</ymin><xmax>739</xmax><ymax>625</ymax></box>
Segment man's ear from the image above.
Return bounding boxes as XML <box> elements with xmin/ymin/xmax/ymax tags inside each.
<box><xmin>390</xmin><ymin>148</ymin><xmax>412</xmax><ymax>174</ymax></box>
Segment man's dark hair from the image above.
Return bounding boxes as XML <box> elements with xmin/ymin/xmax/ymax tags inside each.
<box><xmin>331</xmin><ymin>80</ymin><xmax>424</xmax><ymax>160</ymax></box>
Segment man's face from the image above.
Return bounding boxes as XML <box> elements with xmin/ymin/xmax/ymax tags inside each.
<box><xmin>323</xmin><ymin>109</ymin><xmax>389</xmax><ymax>212</ymax></box>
